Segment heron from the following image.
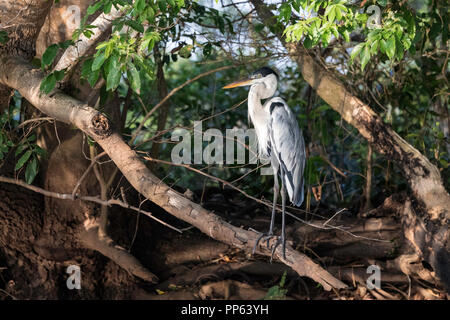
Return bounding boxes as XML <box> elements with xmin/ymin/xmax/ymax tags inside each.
<box><xmin>223</xmin><ymin>66</ymin><xmax>306</xmax><ymax>260</ymax></box>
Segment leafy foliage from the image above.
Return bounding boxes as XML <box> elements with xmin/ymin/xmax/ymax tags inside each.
<box><xmin>0</xmin><ymin>31</ymin><xmax>8</xmax><ymax>44</ymax></box>
<box><xmin>264</xmin><ymin>271</ymin><xmax>288</xmax><ymax>300</ymax></box>
<box><xmin>282</xmin><ymin>1</ymin><xmax>425</xmax><ymax>70</ymax></box>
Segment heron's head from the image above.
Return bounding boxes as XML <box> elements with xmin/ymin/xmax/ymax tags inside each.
<box><xmin>223</xmin><ymin>67</ymin><xmax>278</xmax><ymax>99</ymax></box>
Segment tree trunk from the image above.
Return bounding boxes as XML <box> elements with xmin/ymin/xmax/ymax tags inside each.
<box><xmin>0</xmin><ymin>0</ymin><xmax>52</xmax><ymax>113</ymax></box>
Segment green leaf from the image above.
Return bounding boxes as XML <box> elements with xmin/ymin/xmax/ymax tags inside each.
<box><xmin>81</xmin><ymin>58</ymin><xmax>94</xmax><ymax>79</ymax></box>
<box><xmin>41</xmin><ymin>44</ymin><xmax>59</xmax><ymax>68</ymax></box>
<box><xmin>386</xmin><ymin>36</ymin><xmax>396</xmax><ymax>59</ymax></box>
<box><xmin>146</xmin><ymin>6</ymin><xmax>155</xmax><ymax>20</ymax></box>
<box><xmin>88</xmin><ymin>68</ymin><xmax>101</xmax><ymax>87</ymax></box>
<box><xmin>350</xmin><ymin>43</ymin><xmax>365</xmax><ymax>62</ymax></box>
<box><xmin>58</xmin><ymin>40</ymin><xmax>73</xmax><ymax>49</ymax></box>
<box><xmin>370</xmin><ymin>39</ymin><xmax>379</xmax><ymax>54</ymax></box>
<box><xmin>0</xmin><ymin>31</ymin><xmax>9</xmax><ymax>44</ymax></box>
<box><xmin>379</xmin><ymin>38</ymin><xmax>387</xmax><ymax>54</ymax></box>
<box><xmin>135</xmin><ymin>0</ymin><xmax>145</xmax><ymax>13</ymax></box>
<box><xmin>34</xmin><ymin>146</ymin><xmax>47</xmax><ymax>158</ymax></box>
<box><xmin>335</xmin><ymin>6</ymin><xmax>343</xmax><ymax>20</ymax></box>
<box><xmin>104</xmin><ymin>1</ymin><xmax>113</xmax><ymax>14</ymax></box>
<box><xmin>15</xmin><ymin>150</ymin><xmax>32</xmax><ymax>171</ymax></box>
<box><xmin>395</xmin><ymin>36</ymin><xmax>404</xmax><ymax>60</ymax></box>
<box><xmin>40</xmin><ymin>73</ymin><xmax>57</xmax><ymax>94</ymax></box>
<box><xmin>15</xmin><ymin>144</ymin><xmax>28</xmax><ymax>157</ymax></box>
<box><xmin>327</xmin><ymin>7</ymin><xmax>336</xmax><ymax>23</ymax></box>
<box><xmin>158</xmin><ymin>0</ymin><xmax>166</xmax><ymax>12</ymax></box>
<box><xmin>360</xmin><ymin>45</ymin><xmax>371</xmax><ymax>71</ymax></box>
<box><xmin>87</xmin><ymin>1</ymin><xmax>103</xmax><ymax>15</ymax></box>
<box><xmin>106</xmin><ymin>56</ymin><xmax>121</xmax><ymax>91</ymax></box>
<box><xmin>127</xmin><ymin>61</ymin><xmax>141</xmax><ymax>94</ymax></box>
<box><xmin>303</xmin><ymin>36</ymin><xmax>314</xmax><ymax>49</ymax></box>
<box><xmin>279</xmin><ymin>3</ymin><xmax>292</xmax><ymax>22</ymax></box>
<box><xmin>25</xmin><ymin>157</ymin><xmax>38</xmax><ymax>184</ymax></box>
<box><xmin>125</xmin><ymin>20</ymin><xmax>145</xmax><ymax>33</ymax></box>
<box><xmin>54</xmin><ymin>69</ymin><xmax>65</xmax><ymax>81</ymax></box>
<box><xmin>342</xmin><ymin>30</ymin><xmax>350</xmax><ymax>42</ymax></box>
<box><xmin>92</xmin><ymin>51</ymin><xmax>107</xmax><ymax>71</ymax></box>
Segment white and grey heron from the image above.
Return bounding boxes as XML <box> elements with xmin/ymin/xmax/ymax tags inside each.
<box><xmin>223</xmin><ymin>67</ymin><xmax>306</xmax><ymax>259</ymax></box>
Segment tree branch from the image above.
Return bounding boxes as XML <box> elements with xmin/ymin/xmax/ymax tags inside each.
<box><xmin>53</xmin><ymin>4</ymin><xmax>126</xmax><ymax>74</ymax></box>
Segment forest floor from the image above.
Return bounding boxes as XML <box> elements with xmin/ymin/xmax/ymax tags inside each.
<box><xmin>0</xmin><ymin>186</ymin><xmax>448</xmax><ymax>300</ymax></box>
<box><xmin>118</xmin><ymin>187</ymin><xmax>448</xmax><ymax>300</ymax></box>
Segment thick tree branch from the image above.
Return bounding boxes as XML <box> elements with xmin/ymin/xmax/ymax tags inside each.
<box><xmin>0</xmin><ymin>56</ymin><xmax>346</xmax><ymax>291</ymax></box>
<box><xmin>78</xmin><ymin>225</ymin><xmax>159</xmax><ymax>283</ymax></box>
<box><xmin>53</xmin><ymin>4</ymin><xmax>126</xmax><ymax>73</ymax></box>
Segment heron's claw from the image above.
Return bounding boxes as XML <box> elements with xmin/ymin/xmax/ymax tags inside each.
<box><xmin>252</xmin><ymin>231</ymin><xmax>275</xmax><ymax>255</ymax></box>
<box><xmin>270</xmin><ymin>236</ymin><xmax>286</xmax><ymax>262</ymax></box>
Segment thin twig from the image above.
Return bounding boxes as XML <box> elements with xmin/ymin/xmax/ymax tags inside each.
<box><xmin>0</xmin><ymin>175</ymin><xmax>183</xmax><ymax>233</ymax></box>
<box><xmin>131</xmin><ymin>65</ymin><xmax>234</xmax><ymax>143</ymax></box>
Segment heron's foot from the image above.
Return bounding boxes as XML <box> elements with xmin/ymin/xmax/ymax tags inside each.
<box><xmin>252</xmin><ymin>231</ymin><xmax>276</xmax><ymax>255</ymax></box>
<box><xmin>270</xmin><ymin>236</ymin><xmax>286</xmax><ymax>262</ymax></box>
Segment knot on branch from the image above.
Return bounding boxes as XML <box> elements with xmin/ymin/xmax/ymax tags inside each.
<box><xmin>92</xmin><ymin>113</ymin><xmax>112</xmax><ymax>138</ymax></box>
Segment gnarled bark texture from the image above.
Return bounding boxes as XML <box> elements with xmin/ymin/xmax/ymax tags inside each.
<box><xmin>0</xmin><ymin>0</ymin><xmax>52</xmax><ymax>113</ymax></box>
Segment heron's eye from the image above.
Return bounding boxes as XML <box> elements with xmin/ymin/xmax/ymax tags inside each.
<box><xmin>251</xmin><ymin>73</ymin><xmax>262</xmax><ymax>79</ymax></box>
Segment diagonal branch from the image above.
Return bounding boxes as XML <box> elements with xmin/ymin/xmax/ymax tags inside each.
<box><xmin>0</xmin><ymin>55</ymin><xmax>346</xmax><ymax>291</ymax></box>
<box><xmin>53</xmin><ymin>4</ymin><xmax>126</xmax><ymax>73</ymax></box>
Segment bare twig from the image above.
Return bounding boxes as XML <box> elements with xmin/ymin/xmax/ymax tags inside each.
<box><xmin>0</xmin><ymin>175</ymin><xmax>182</xmax><ymax>233</ymax></box>
<box><xmin>131</xmin><ymin>65</ymin><xmax>234</xmax><ymax>143</ymax></box>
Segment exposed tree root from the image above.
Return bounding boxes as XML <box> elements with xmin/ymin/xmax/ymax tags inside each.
<box><xmin>198</xmin><ymin>280</ymin><xmax>270</xmax><ymax>300</ymax></box>
<box><xmin>77</xmin><ymin>220</ymin><xmax>158</xmax><ymax>284</ymax></box>
<box><xmin>157</xmin><ymin>261</ymin><xmax>294</xmax><ymax>292</ymax></box>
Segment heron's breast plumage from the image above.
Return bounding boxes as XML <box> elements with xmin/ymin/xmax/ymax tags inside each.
<box><xmin>248</xmin><ymin>102</ymin><xmax>271</xmax><ymax>158</ymax></box>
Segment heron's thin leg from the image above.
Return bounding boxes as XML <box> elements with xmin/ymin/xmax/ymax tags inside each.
<box><xmin>280</xmin><ymin>179</ymin><xmax>286</xmax><ymax>259</ymax></box>
<box><xmin>271</xmin><ymin>169</ymin><xmax>287</xmax><ymax>261</ymax></box>
<box><xmin>268</xmin><ymin>167</ymin><xmax>279</xmax><ymax>235</ymax></box>
<box><xmin>252</xmin><ymin>162</ymin><xmax>279</xmax><ymax>255</ymax></box>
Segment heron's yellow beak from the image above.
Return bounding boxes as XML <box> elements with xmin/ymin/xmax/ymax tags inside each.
<box><xmin>222</xmin><ymin>79</ymin><xmax>253</xmax><ymax>89</ymax></box>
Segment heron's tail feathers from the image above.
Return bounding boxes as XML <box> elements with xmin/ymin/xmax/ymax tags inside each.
<box><xmin>289</xmin><ymin>180</ymin><xmax>304</xmax><ymax>207</ymax></box>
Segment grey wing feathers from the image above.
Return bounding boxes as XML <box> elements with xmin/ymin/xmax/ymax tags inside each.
<box><xmin>268</xmin><ymin>99</ymin><xmax>306</xmax><ymax>206</ymax></box>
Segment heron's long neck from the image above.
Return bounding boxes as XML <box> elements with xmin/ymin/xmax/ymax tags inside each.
<box><xmin>248</xmin><ymin>85</ymin><xmax>263</xmax><ymax>117</ymax></box>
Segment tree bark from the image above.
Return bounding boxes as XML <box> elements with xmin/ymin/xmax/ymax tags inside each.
<box><xmin>0</xmin><ymin>0</ymin><xmax>52</xmax><ymax>113</ymax></box>
<box><xmin>250</xmin><ymin>0</ymin><xmax>449</xmax><ymax>290</ymax></box>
